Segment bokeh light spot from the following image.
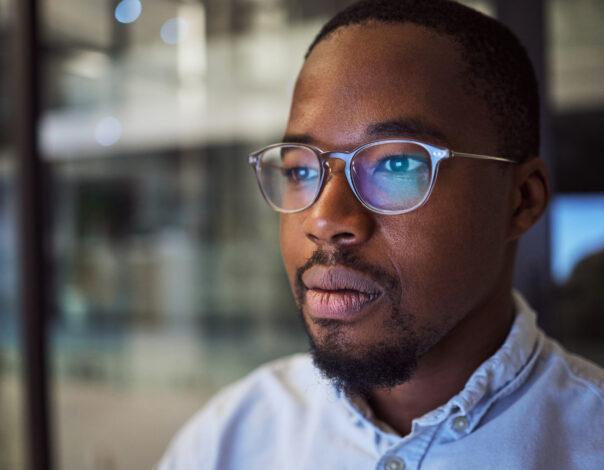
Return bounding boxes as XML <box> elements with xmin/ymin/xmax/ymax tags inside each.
<box><xmin>160</xmin><ymin>18</ymin><xmax>189</xmax><ymax>44</ymax></box>
<box><xmin>95</xmin><ymin>117</ymin><xmax>122</xmax><ymax>147</ymax></box>
<box><xmin>115</xmin><ymin>0</ymin><xmax>142</xmax><ymax>24</ymax></box>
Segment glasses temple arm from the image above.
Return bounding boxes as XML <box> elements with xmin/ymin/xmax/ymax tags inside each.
<box><xmin>450</xmin><ymin>151</ymin><xmax>518</xmax><ymax>164</ymax></box>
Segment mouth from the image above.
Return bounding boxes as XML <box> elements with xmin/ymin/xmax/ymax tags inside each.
<box><xmin>301</xmin><ymin>266</ymin><xmax>383</xmax><ymax>320</ymax></box>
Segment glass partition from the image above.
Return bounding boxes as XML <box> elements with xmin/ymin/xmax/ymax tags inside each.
<box><xmin>41</xmin><ymin>0</ymin><xmax>316</xmax><ymax>467</ymax></box>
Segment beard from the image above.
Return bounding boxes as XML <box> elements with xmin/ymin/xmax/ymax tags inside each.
<box><xmin>295</xmin><ymin>249</ymin><xmax>438</xmax><ymax>398</ymax></box>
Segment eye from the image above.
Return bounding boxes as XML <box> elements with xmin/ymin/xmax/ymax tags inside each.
<box><xmin>283</xmin><ymin>166</ymin><xmax>319</xmax><ymax>183</ymax></box>
<box><xmin>374</xmin><ymin>155</ymin><xmax>426</xmax><ymax>173</ymax></box>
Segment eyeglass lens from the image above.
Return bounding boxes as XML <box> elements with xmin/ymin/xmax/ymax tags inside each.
<box><xmin>257</xmin><ymin>142</ymin><xmax>433</xmax><ymax>213</ymax></box>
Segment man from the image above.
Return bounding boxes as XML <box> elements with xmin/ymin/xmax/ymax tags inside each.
<box><xmin>159</xmin><ymin>0</ymin><xmax>604</xmax><ymax>468</ymax></box>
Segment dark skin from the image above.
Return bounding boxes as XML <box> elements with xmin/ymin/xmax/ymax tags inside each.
<box><xmin>280</xmin><ymin>22</ymin><xmax>550</xmax><ymax>436</ymax></box>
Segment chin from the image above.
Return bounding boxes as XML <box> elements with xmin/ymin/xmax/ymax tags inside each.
<box><xmin>300</xmin><ymin>309</ymin><xmax>424</xmax><ymax>396</ymax></box>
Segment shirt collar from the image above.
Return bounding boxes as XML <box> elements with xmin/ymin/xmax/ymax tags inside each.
<box><xmin>338</xmin><ymin>290</ymin><xmax>543</xmax><ymax>436</ymax></box>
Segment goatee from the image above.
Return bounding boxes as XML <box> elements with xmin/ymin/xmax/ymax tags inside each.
<box><xmin>295</xmin><ymin>249</ymin><xmax>425</xmax><ymax>397</ymax></box>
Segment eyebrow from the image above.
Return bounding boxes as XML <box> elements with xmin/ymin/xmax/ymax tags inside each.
<box><xmin>282</xmin><ymin>117</ymin><xmax>447</xmax><ymax>146</ymax></box>
<box><xmin>281</xmin><ymin>133</ymin><xmax>316</xmax><ymax>145</ymax></box>
<box><xmin>367</xmin><ymin>118</ymin><xmax>447</xmax><ymax>143</ymax></box>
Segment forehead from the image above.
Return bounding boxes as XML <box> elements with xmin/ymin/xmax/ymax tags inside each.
<box><xmin>287</xmin><ymin>22</ymin><xmax>497</xmax><ymax>153</ymax></box>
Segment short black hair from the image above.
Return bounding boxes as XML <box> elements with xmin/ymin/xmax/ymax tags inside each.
<box><xmin>306</xmin><ymin>0</ymin><xmax>539</xmax><ymax>162</ymax></box>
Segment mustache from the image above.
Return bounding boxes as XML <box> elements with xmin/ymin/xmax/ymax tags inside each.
<box><xmin>294</xmin><ymin>249</ymin><xmax>399</xmax><ymax>307</ymax></box>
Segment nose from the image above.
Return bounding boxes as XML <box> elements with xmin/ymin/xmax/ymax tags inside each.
<box><xmin>302</xmin><ymin>164</ymin><xmax>375</xmax><ymax>247</ymax></box>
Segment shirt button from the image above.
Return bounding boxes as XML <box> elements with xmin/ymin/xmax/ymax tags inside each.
<box><xmin>384</xmin><ymin>457</ymin><xmax>405</xmax><ymax>470</ymax></box>
<box><xmin>452</xmin><ymin>415</ymin><xmax>469</xmax><ymax>432</ymax></box>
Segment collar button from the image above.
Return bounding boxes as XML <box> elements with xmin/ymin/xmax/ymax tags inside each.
<box><xmin>384</xmin><ymin>457</ymin><xmax>405</xmax><ymax>470</ymax></box>
<box><xmin>452</xmin><ymin>415</ymin><xmax>469</xmax><ymax>432</ymax></box>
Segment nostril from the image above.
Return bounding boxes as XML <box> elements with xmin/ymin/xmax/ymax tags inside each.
<box><xmin>301</xmin><ymin>174</ymin><xmax>376</xmax><ymax>247</ymax></box>
<box><xmin>332</xmin><ymin>232</ymin><xmax>355</xmax><ymax>243</ymax></box>
<box><xmin>306</xmin><ymin>230</ymin><xmax>356</xmax><ymax>245</ymax></box>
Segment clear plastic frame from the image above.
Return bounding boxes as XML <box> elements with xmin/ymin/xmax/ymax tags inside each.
<box><xmin>248</xmin><ymin>139</ymin><xmax>517</xmax><ymax>215</ymax></box>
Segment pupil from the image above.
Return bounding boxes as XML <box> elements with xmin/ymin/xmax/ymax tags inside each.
<box><xmin>392</xmin><ymin>157</ymin><xmax>408</xmax><ymax>171</ymax></box>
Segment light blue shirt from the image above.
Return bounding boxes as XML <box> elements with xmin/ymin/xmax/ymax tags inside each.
<box><xmin>158</xmin><ymin>292</ymin><xmax>604</xmax><ymax>469</ymax></box>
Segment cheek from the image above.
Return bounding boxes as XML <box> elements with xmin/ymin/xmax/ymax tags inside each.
<box><xmin>280</xmin><ymin>214</ymin><xmax>305</xmax><ymax>286</ymax></box>
<box><xmin>379</xmin><ymin>176</ymin><xmax>510</xmax><ymax>312</ymax></box>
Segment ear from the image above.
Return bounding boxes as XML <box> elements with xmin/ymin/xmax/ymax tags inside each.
<box><xmin>507</xmin><ymin>157</ymin><xmax>551</xmax><ymax>241</ymax></box>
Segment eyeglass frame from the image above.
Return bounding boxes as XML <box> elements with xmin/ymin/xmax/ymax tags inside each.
<box><xmin>248</xmin><ymin>138</ymin><xmax>518</xmax><ymax>215</ymax></box>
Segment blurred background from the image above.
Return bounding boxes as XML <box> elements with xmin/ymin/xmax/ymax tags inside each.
<box><xmin>0</xmin><ymin>0</ymin><xmax>603</xmax><ymax>468</ymax></box>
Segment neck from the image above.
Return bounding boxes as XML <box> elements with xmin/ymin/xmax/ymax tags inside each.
<box><xmin>366</xmin><ymin>284</ymin><xmax>515</xmax><ymax>436</ymax></box>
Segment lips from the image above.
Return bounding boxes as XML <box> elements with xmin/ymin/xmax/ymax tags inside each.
<box><xmin>301</xmin><ymin>266</ymin><xmax>382</xmax><ymax>320</ymax></box>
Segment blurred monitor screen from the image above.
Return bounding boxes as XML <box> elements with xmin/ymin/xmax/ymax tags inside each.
<box><xmin>551</xmin><ymin>193</ymin><xmax>604</xmax><ymax>284</ymax></box>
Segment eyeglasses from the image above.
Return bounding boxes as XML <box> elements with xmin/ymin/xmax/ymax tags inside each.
<box><xmin>248</xmin><ymin>139</ymin><xmax>517</xmax><ymax>215</ymax></box>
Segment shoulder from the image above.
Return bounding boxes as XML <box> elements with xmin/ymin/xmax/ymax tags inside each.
<box><xmin>206</xmin><ymin>353</ymin><xmax>328</xmax><ymax>413</ymax></box>
<box><xmin>522</xmin><ymin>335</ymin><xmax>604</xmax><ymax>453</ymax></box>
<box><xmin>512</xmin><ymin>337</ymin><xmax>604</xmax><ymax>467</ymax></box>
<box><xmin>460</xmin><ymin>331</ymin><xmax>604</xmax><ymax>469</ymax></box>
<box><xmin>178</xmin><ymin>353</ymin><xmax>325</xmax><ymax>430</ymax></box>
<box><xmin>157</xmin><ymin>353</ymin><xmax>333</xmax><ymax>469</ymax></box>
<box><xmin>537</xmin><ymin>336</ymin><xmax>604</xmax><ymax>400</ymax></box>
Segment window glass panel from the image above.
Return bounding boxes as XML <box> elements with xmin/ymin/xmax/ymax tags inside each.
<box><xmin>41</xmin><ymin>0</ymin><xmax>313</xmax><ymax>468</ymax></box>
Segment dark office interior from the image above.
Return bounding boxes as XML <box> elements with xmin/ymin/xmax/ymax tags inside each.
<box><xmin>1</xmin><ymin>0</ymin><xmax>603</xmax><ymax>468</ymax></box>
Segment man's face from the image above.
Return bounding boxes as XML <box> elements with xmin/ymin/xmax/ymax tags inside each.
<box><xmin>281</xmin><ymin>23</ymin><xmax>516</xmax><ymax>394</ymax></box>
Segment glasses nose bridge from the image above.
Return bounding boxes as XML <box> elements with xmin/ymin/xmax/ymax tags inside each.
<box><xmin>319</xmin><ymin>149</ymin><xmax>353</xmax><ymax>162</ymax></box>
<box><xmin>317</xmin><ymin>150</ymin><xmax>354</xmax><ymax>176</ymax></box>
<box><xmin>314</xmin><ymin>150</ymin><xmax>357</xmax><ymax>207</ymax></box>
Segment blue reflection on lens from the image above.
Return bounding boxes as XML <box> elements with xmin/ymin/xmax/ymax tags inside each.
<box><xmin>160</xmin><ymin>18</ymin><xmax>189</xmax><ymax>44</ymax></box>
<box><xmin>95</xmin><ymin>117</ymin><xmax>122</xmax><ymax>147</ymax></box>
<box><xmin>115</xmin><ymin>0</ymin><xmax>142</xmax><ymax>24</ymax></box>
